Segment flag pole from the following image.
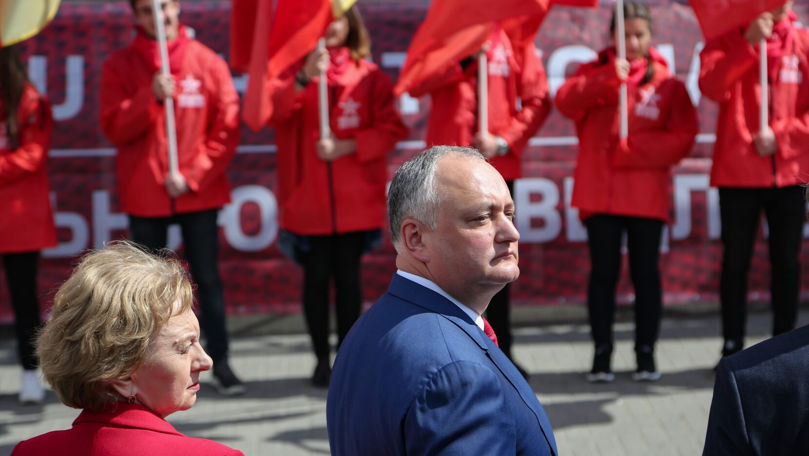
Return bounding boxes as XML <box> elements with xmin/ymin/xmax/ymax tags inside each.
<box><xmin>317</xmin><ymin>38</ymin><xmax>331</xmax><ymax>139</ymax></box>
<box><xmin>151</xmin><ymin>0</ymin><xmax>179</xmax><ymax>176</ymax></box>
<box><xmin>616</xmin><ymin>0</ymin><xmax>628</xmax><ymax>139</ymax></box>
<box><xmin>478</xmin><ymin>49</ymin><xmax>488</xmax><ymax>135</ymax></box>
<box><xmin>759</xmin><ymin>39</ymin><xmax>768</xmax><ymax>133</ymax></box>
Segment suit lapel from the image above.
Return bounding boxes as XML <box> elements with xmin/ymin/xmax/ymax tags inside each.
<box><xmin>387</xmin><ymin>274</ymin><xmax>558</xmax><ymax>454</ymax></box>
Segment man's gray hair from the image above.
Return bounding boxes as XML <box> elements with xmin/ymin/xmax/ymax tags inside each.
<box><xmin>388</xmin><ymin>146</ymin><xmax>485</xmax><ymax>245</ymax></box>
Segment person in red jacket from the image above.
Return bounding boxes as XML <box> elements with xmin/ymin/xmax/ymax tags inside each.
<box><xmin>407</xmin><ymin>25</ymin><xmax>552</xmax><ymax>379</ymax></box>
<box><xmin>100</xmin><ymin>0</ymin><xmax>243</xmax><ymax>395</ymax></box>
<box><xmin>12</xmin><ymin>242</ymin><xmax>243</xmax><ymax>456</ymax></box>
<box><xmin>0</xmin><ymin>44</ymin><xmax>56</xmax><ymax>405</ymax></box>
<box><xmin>268</xmin><ymin>6</ymin><xmax>408</xmax><ymax>387</ymax></box>
<box><xmin>698</xmin><ymin>1</ymin><xmax>807</xmax><ymax>361</ymax></box>
<box><xmin>556</xmin><ymin>2</ymin><xmax>697</xmax><ymax>382</ymax></box>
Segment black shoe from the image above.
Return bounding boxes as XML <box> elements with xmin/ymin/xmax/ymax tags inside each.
<box><xmin>587</xmin><ymin>344</ymin><xmax>614</xmax><ymax>383</ymax></box>
<box><xmin>721</xmin><ymin>339</ymin><xmax>742</xmax><ymax>357</ymax></box>
<box><xmin>714</xmin><ymin>339</ymin><xmax>743</xmax><ymax>372</ymax></box>
<box><xmin>311</xmin><ymin>358</ymin><xmax>331</xmax><ymax>388</ymax></box>
<box><xmin>213</xmin><ymin>363</ymin><xmax>246</xmax><ymax>396</ymax></box>
<box><xmin>633</xmin><ymin>345</ymin><xmax>661</xmax><ymax>382</ymax></box>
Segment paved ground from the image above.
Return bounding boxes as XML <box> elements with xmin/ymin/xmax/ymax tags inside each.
<box><xmin>0</xmin><ymin>307</ymin><xmax>802</xmax><ymax>455</ymax></box>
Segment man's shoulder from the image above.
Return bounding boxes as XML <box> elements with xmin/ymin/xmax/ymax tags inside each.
<box><xmin>723</xmin><ymin>325</ymin><xmax>809</xmax><ymax>381</ymax></box>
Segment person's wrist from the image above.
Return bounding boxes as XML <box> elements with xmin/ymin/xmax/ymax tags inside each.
<box><xmin>295</xmin><ymin>70</ymin><xmax>312</xmax><ymax>87</ymax></box>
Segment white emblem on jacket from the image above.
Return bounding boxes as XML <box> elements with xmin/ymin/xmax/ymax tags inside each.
<box><xmin>337</xmin><ymin>97</ymin><xmax>361</xmax><ymax>130</ymax></box>
<box><xmin>780</xmin><ymin>55</ymin><xmax>803</xmax><ymax>84</ymax></box>
<box><xmin>488</xmin><ymin>44</ymin><xmax>511</xmax><ymax>77</ymax></box>
<box><xmin>178</xmin><ymin>74</ymin><xmax>205</xmax><ymax>108</ymax></box>
<box><xmin>634</xmin><ymin>87</ymin><xmax>661</xmax><ymax>120</ymax></box>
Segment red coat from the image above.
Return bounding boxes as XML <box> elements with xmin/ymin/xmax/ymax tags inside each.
<box><xmin>0</xmin><ymin>83</ymin><xmax>56</xmax><ymax>253</ymax></box>
<box><xmin>100</xmin><ymin>26</ymin><xmax>240</xmax><ymax>217</ymax></box>
<box><xmin>555</xmin><ymin>47</ymin><xmax>698</xmax><ymax>222</ymax></box>
<box><xmin>270</xmin><ymin>47</ymin><xmax>408</xmax><ymax>235</ymax></box>
<box><xmin>699</xmin><ymin>13</ymin><xmax>809</xmax><ymax>188</ymax></box>
<box><xmin>408</xmin><ymin>28</ymin><xmax>551</xmax><ymax>180</ymax></box>
<box><xmin>11</xmin><ymin>403</ymin><xmax>243</xmax><ymax>456</ymax></box>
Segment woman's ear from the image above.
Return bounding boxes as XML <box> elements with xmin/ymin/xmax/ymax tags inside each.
<box><xmin>110</xmin><ymin>376</ymin><xmax>136</xmax><ymax>399</ymax></box>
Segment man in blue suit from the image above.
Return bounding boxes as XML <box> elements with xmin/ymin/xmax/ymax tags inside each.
<box><xmin>326</xmin><ymin>146</ymin><xmax>557</xmax><ymax>455</ymax></box>
<box><xmin>703</xmin><ymin>323</ymin><xmax>809</xmax><ymax>455</ymax></box>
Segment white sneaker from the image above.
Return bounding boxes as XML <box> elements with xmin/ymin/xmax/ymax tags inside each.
<box><xmin>19</xmin><ymin>370</ymin><xmax>45</xmax><ymax>404</ymax></box>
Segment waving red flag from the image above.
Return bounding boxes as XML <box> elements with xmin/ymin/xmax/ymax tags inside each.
<box><xmin>689</xmin><ymin>0</ymin><xmax>786</xmax><ymax>40</ymax></box>
<box><xmin>550</xmin><ymin>0</ymin><xmax>598</xmax><ymax>6</ymax></box>
<box><xmin>394</xmin><ymin>0</ymin><xmax>550</xmax><ymax>97</ymax></box>
<box><xmin>231</xmin><ymin>0</ymin><xmax>356</xmax><ymax>130</ymax></box>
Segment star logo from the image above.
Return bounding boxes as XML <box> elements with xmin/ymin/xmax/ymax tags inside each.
<box><xmin>179</xmin><ymin>74</ymin><xmax>202</xmax><ymax>94</ymax></box>
<box><xmin>339</xmin><ymin>97</ymin><xmax>360</xmax><ymax>116</ymax></box>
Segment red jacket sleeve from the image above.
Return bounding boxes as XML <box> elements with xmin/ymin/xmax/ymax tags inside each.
<box><xmin>613</xmin><ymin>81</ymin><xmax>698</xmax><ymax>169</ymax></box>
<box><xmin>99</xmin><ymin>56</ymin><xmax>162</xmax><ymax>145</ymax></box>
<box><xmin>0</xmin><ymin>90</ymin><xmax>53</xmax><ymax>187</ymax></box>
<box><xmin>499</xmin><ymin>43</ymin><xmax>551</xmax><ymax>155</ymax></box>
<box><xmin>555</xmin><ymin>62</ymin><xmax>622</xmax><ymax>122</ymax></box>
<box><xmin>698</xmin><ymin>31</ymin><xmax>758</xmax><ymax>103</ymax></box>
<box><xmin>353</xmin><ymin>70</ymin><xmax>409</xmax><ymax>163</ymax></box>
<box><xmin>183</xmin><ymin>57</ymin><xmax>240</xmax><ymax>192</ymax></box>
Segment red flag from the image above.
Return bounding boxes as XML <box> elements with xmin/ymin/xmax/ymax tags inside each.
<box><xmin>550</xmin><ymin>0</ymin><xmax>598</xmax><ymax>6</ymax></box>
<box><xmin>234</xmin><ymin>0</ymin><xmax>333</xmax><ymax>130</ymax></box>
<box><xmin>689</xmin><ymin>0</ymin><xmax>786</xmax><ymax>40</ymax></box>
<box><xmin>229</xmin><ymin>0</ymin><xmax>259</xmax><ymax>72</ymax></box>
<box><xmin>394</xmin><ymin>0</ymin><xmax>549</xmax><ymax>96</ymax></box>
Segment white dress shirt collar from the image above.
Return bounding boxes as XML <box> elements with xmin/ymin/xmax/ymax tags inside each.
<box><xmin>396</xmin><ymin>270</ymin><xmax>485</xmax><ymax>331</ymax></box>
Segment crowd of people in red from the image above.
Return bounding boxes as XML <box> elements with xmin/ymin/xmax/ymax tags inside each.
<box><xmin>5</xmin><ymin>0</ymin><xmax>809</xmax><ymax>454</ymax></box>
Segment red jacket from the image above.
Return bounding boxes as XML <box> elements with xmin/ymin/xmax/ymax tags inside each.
<box><xmin>555</xmin><ymin>47</ymin><xmax>698</xmax><ymax>222</ymax></box>
<box><xmin>699</xmin><ymin>13</ymin><xmax>809</xmax><ymax>188</ymax></box>
<box><xmin>100</xmin><ymin>27</ymin><xmax>240</xmax><ymax>217</ymax></box>
<box><xmin>409</xmin><ymin>28</ymin><xmax>551</xmax><ymax>180</ymax></box>
<box><xmin>11</xmin><ymin>403</ymin><xmax>243</xmax><ymax>456</ymax></box>
<box><xmin>270</xmin><ymin>47</ymin><xmax>408</xmax><ymax>235</ymax></box>
<box><xmin>0</xmin><ymin>83</ymin><xmax>56</xmax><ymax>253</ymax></box>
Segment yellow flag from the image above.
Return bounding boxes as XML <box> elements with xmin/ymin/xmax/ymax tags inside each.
<box><xmin>332</xmin><ymin>0</ymin><xmax>357</xmax><ymax>18</ymax></box>
<box><xmin>0</xmin><ymin>0</ymin><xmax>61</xmax><ymax>46</ymax></box>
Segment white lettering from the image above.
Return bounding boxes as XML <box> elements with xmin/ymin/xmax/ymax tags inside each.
<box><xmin>220</xmin><ymin>185</ymin><xmax>278</xmax><ymax>251</ymax></box>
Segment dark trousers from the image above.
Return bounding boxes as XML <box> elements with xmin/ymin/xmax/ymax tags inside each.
<box><xmin>5</xmin><ymin>252</ymin><xmax>41</xmax><ymax>371</ymax></box>
<box><xmin>129</xmin><ymin>209</ymin><xmax>230</xmax><ymax>363</ymax></box>
<box><xmin>719</xmin><ymin>186</ymin><xmax>805</xmax><ymax>345</ymax></box>
<box><xmin>585</xmin><ymin>214</ymin><xmax>664</xmax><ymax>350</ymax></box>
<box><xmin>300</xmin><ymin>232</ymin><xmax>365</xmax><ymax>359</ymax></box>
<box><xmin>486</xmin><ymin>180</ymin><xmax>515</xmax><ymax>358</ymax></box>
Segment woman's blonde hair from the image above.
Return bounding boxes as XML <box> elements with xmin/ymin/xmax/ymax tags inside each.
<box><xmin>344</xmin><ymin>6</ymin><xmax>371</xmax><ymax>60</ymax></box>
<box><xmin>37</xmin><ymin>241</ymin><xmax>194</xmax><ymax>412</ymax></box>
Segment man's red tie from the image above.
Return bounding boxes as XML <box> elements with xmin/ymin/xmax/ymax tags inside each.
<box><xmin>482</xmin><ymin>317</ymin><xmax>499</xmax><ymax>347</ymax></box>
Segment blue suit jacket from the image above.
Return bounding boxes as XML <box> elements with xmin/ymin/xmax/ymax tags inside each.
<box><xmin>327</xmin><ymin>274</ymin><xmax>557</xmax><ymax>455</ymax></box>
<box><xmin>703</xmin><ymin>324</ymin><xmax>809</xmax><ymax>455</ymax></box>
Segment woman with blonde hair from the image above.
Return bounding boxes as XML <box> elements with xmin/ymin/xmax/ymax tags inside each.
<box><xmin>11</xmin><ymin>242</ymin><xmax>243</xmax><ymax>455</ymax></box>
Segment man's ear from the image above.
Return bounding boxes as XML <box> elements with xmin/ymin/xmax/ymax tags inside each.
<box><xmin>400</xmin><ymin>218</ymin><xmax>430</xmax><ymax>263</ymax></box>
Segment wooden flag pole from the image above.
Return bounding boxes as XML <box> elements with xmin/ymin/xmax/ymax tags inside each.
<box><xmin>616</xmin><ymin>0</ymin><xmax>628</xmax><ymax>139</ymax></box>
<box><xmin>478</xmin><ymin>50</ymin><xmax>488</xmax><ymax>135</ymax></box>
<box><xmin>151</xmin><ymin>0</ymin><xmax>179</xmax><ymax>175</ymax></box>
<box><xmin>760</xmin><ymin>39</ymin><xmax>768</xmax><ymax>133</ymax></box>
<box><xmin>317</xmin><ymin>38</ymin><xmax>331</xmax><ymax>139</ymax></box>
